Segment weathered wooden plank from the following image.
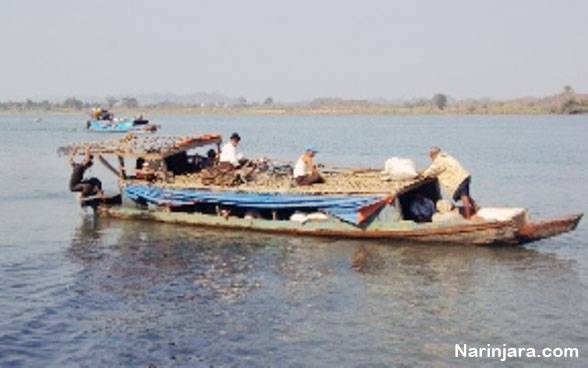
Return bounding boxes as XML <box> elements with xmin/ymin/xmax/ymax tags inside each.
<box><xmin>98</xmin><ymin>206</ymin><xmax>520</xmax><ymax>245</ymax></box>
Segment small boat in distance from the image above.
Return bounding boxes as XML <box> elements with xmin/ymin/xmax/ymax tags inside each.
<box><xmin>86</xmin><ymin>119</ymin><xmax>158</xmax><ymax>133</ymax></box>
<box><xmin>86</xmin><ymin>108</ymin><xmax>158</xmax><ymax>133</ymax></box>
<box><xmin>65</xmin><ymin>133</ymin><xmax>582</xmax><ymax>246</ymax></box>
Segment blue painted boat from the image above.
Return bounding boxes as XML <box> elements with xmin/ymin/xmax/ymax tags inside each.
<box><xmin>86</xmin><ymin>119</ymin><xmax>157</xmax><ymax>133</ymax></box>
<box><xmin>87</xmin><ymin>119</ymin><xmax>135</xmax><ymax>132</ymax></box>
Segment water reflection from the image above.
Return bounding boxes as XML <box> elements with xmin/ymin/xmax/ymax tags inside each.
<box><xmin>344</xmin><ymin>241</ymin><xmax>585</xmax><ymax>365</ymax></box>
<box><xmin>70</xmin><ymin>216</ymin><xmax>265</xmax><ymax>304</ymax></box>
<box><xmin>69</xmin><ymin>216</ymin><xmax>581</xmax><ymax>308</ymax></box>
<box><xmin>65</xmin><ymin>217</ymin><xmax>585</xmax><ymax>366</ymax></box>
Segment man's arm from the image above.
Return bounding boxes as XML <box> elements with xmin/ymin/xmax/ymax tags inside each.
<box><xmin>307</xmin><ymin>156</ymin><xmax>316</xmax><ymax>172</ymax></box>
<box><xmin>82</xmin><ymin>146</ymin><xmax>92</xmax><ymax>166</ymax></box>
<box><xmin>69</xmin><ymin>146</ymin><xmax>78</xmax><ymax>165</ymax></box>
<box><xmin>422</xmin><ymin>160</ymin><xmax>444</xmax><ymax>178</ymax></box>
<box><xmin>229</xmin><ymin>146</ymin><xmax>239</xmax><ymax>166</ymax></box>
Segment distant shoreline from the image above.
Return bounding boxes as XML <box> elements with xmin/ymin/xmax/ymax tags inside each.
<box><xmin>1</xmin><ymin>105</ymin><xmax>587</xmax><ymax>116</ymax></box>
<box><xmin>3</xmin><ymin>89</ymin><xmax>588</xmax><ymax>116</ymax></box>
<box><xmin>2</xmin><ymin>90</ymin><xmax>588</xmax><ymax>116</ymax></box>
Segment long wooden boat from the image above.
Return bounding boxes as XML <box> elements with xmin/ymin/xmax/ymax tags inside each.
<box><xmin>68</xmin><ymin>133</ymin><xmax>582</xmax><ymax>246</ymax></box>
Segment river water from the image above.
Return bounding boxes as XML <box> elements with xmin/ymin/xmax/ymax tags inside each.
<box><xmin>0</xmin><ymin>114</ymin><xmax>586</xmax><ymax>367</ymax></box>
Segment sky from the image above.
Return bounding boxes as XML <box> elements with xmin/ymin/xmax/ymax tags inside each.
<box><xmin>0</xmin><ymin>0</ymin><xmax>586</xmax><ymax>102</ymax></box>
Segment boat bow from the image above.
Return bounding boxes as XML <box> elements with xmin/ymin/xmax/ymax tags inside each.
<box><xmin>516</xmin><ymin>213</ymin><xmax>583</xmax><ymax>244</ymax></box>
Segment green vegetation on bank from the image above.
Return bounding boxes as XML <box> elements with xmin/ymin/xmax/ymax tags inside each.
<box><xmin>2</xmin><ymin>88</ymin><xmax>587</xmax><ymax>115</ymax></box>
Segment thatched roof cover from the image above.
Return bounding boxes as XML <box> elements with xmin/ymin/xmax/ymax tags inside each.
<box><xmin>70</xmin><ymin>133</ymin><xmax>222</xmax><ymax>159</ymax></box>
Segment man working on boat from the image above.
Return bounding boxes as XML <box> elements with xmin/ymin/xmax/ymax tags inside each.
<box><xmin>293</xmin><ymin>144</ymin><xmax>324</xmax><ymax>186</ymax></box>
<box><xmin>69</xmin><ymin>146</ymin><xmax>103</xmax><ymax>200</ymax></box>
<box><xmin>409</xmin><ymin>192</ymin><xmax>435</xmax><ymax>222</ymax></box>
<box><xmin>219</xmin><ymin>132</ymin><xmax>243</xmax><ymax>169</ymax></box>
<box><xmin>420</xmin><ymin>147</ymin><xmax>478</xmax><ymax>219</ymax></box>
<box><xmin>201</xmin><ymin>149</ymin><xmax>217</xmax><ymax>169</ymax></box>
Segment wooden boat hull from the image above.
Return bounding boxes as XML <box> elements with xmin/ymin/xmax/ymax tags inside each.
<box><xmin>97</xmin><ymin>206</ymin><xmax>526</xmax><ymax>246</ymax></box>
<box><xmin>96</xmin><ymin>206</ymin><xmax>582</xmax><ymax>246</ymax></box>
<box><xmin>516</xmin><ymin>213</ymin><xmax>583</xmax><ymax>244</ymax></box>
<box><xmin>69</xmin><ymin>132</ymin><xmax>582</xmax><ymax>246</ymax></box>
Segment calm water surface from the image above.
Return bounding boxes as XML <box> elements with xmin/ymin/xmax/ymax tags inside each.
<box><xmin>0</xmin><ymin>114</ymin><xmax>586</xmax><ymax>367</ymax></box>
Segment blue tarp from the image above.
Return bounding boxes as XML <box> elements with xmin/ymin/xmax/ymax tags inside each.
<box><xmin>124</xmin><ymin>184</ymin><xmax>388</xmax><ymax>225</ymax></box>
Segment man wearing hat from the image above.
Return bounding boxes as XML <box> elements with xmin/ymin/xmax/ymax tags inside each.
<box><xmin>219</xmin><ymin>132</ymin><xmax>242</xmax><ymax>168</ymax></box>
<box><xmin>293</xmin><ymin>144</ymin><xmax>323</xmax><ymax>185</ymax></box>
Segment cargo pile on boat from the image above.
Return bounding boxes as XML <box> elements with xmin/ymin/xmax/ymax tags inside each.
<box><xmin>168</xmin><ymin>164</ymin><xmax>422</xmax><ymax>194</ymax></box>
<box><xmin>58</xmin><ymin>133</ymin><xmax>423</xmax><ymax>195</ymax></box>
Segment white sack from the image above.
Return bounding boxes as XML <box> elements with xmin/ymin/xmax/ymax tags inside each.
<box><xmin>381</xmin><ymin>157</ymin><xmax>418</xmax><ymax>180</ymax></box>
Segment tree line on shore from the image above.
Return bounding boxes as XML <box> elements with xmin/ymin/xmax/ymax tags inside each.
<box><xmin>0</xmin><ymin>96</ymin><xmax>140</xmax><ymax>111</ymax></box>
<box><xmin>2</xmin><ymin>87</ymin><xmax>586</xmax><ymax>115</ymax></box>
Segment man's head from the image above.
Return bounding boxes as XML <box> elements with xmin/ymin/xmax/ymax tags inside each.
<box><xmin>304</xmin><ymin>144</ymin><xmax>318</xmax><ymax>158</ymax></box>
<box><xmin>230</xmin><ymin>133</ymin><xmax>241</xmax><ymax>146</ymax></box>
<box><xmin>87</xmin><ymin>177</ymin><xmax>102</xmax><ymax>192</ymax></box>
<box><xmin>207</xmin><ymin>149</ymin><xmax>216</xmax><ymax>159</ymax></box>
<box><xmin>428</xmin><ymin>146</ymin><xmax>441</xmax><ymax>160</ymax></box>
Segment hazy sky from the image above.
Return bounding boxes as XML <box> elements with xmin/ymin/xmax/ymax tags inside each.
<box><xmin>1</xmin><ymin>0</ymin><xmax>586</xmax><ymax>102</ymax></box>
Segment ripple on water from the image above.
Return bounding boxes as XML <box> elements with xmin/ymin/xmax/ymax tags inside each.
<box><xmin>0</xmin><ymin>114</ymin><xmax>587</xmax><ymax>366</ymax></box>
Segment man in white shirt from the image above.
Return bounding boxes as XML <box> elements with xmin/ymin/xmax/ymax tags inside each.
<box><xmin>219</xmin><ymin>133</ymin><xmax>241</xmax><ymax>168</ymax></box>
<box><xmin>294</xmin><ymin>144</ymin><xmax>323</xmax><ymax>185</ymax></box>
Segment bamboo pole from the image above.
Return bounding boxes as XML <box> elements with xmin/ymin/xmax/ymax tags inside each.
<box><xmin>117</xmin><ymin>156</ymin><xmax>127</xmax><ymax>179</ymax></box>
<box><xmin>98</xmin><ymin>155</ymin><xmax>122</xmax><ymax>179</ymax></box>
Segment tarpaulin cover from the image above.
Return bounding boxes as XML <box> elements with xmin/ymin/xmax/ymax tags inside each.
<box><xmin>125</xmin><ymin>184</ymin><xmax>389</xmax><ymax>225</ymax></box>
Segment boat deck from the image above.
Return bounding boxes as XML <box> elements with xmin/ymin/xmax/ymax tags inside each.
<box><xmin>148</xmin><ymin>170</ymin><xmax>432</xmax><ymax>195</ymax></box>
